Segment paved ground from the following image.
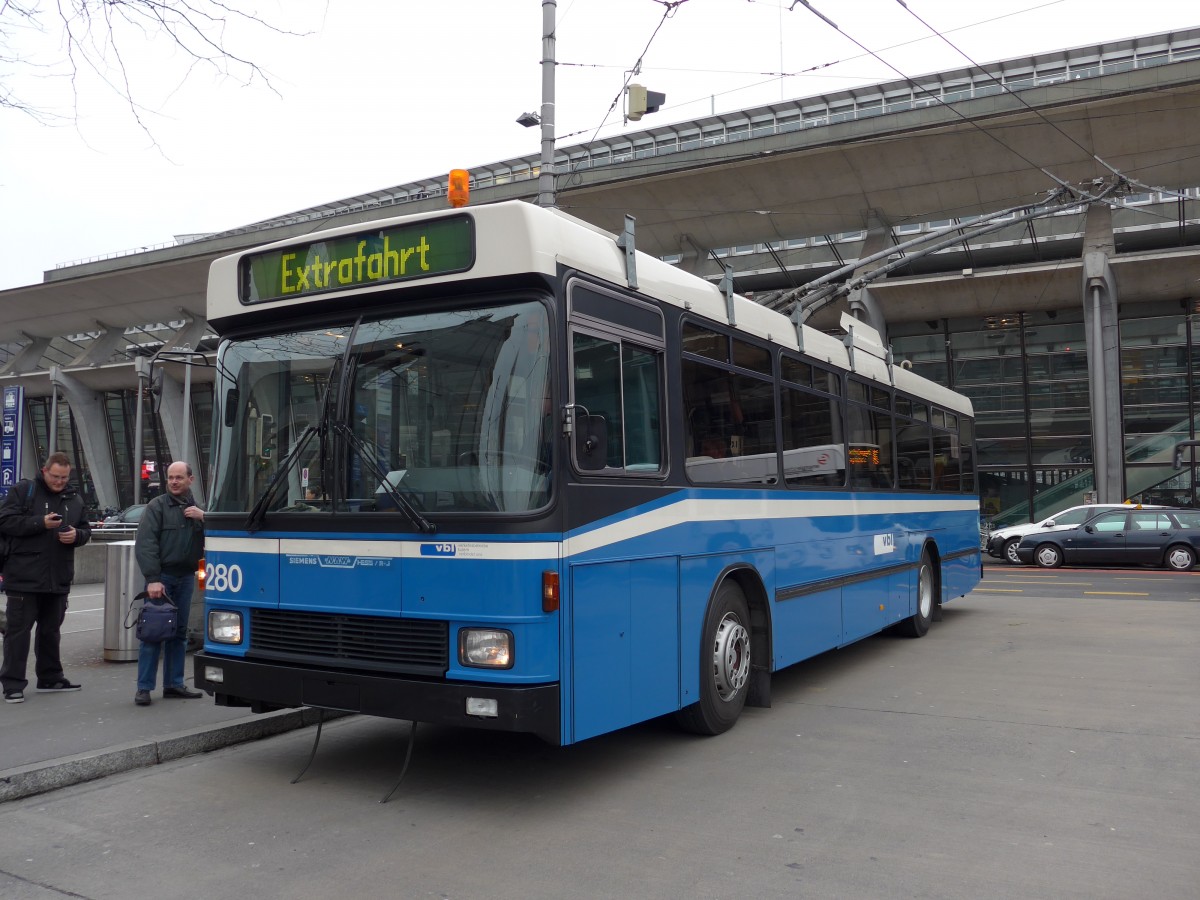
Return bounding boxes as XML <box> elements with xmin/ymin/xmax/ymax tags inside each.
<box><xmin>0</xmin><ymin>567</ymin><xmax>1195</xmax><ymax>900</ymax></box>
<box><xmin>0</xmin><ymin>582</ymin><xmax>319</xmax><ymax>802</ymax></box>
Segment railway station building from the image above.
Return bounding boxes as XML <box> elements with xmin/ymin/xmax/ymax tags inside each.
<box><xmin>2</xmin><ymin>26</ymin><xmax>1199</xmax><ymax>528</ymax></box>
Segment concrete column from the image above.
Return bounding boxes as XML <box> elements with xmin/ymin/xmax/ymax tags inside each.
<box><xmin>48</xmin><ymin>369</ymin><xmax>120</xmax><ymax>510</ymax></box>
<box><xmin>70</xmin><ymin>323</ymin><xmax>128</xmax><ymax>367</ymax></box>
<box><xmin>1081</xmin><ymin>203</ymin><xmax>1124</xmax><ymax>502</ymax></box>
<box><xmin>1</xmin><ymin>335</ymin><xmax>51</xmax><ymax>376</ymax></box>
<box><xmin>844</xmin><ymin>215</ymin><xmax>894</xmax><ymax>341</ymax></box>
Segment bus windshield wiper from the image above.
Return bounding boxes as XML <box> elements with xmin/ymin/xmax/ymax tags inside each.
<box><xmin>244</xmin><ymin>423</ymin><xmax>319</xmax><ymax>533</ymax></box>
<box><xmin>331</xmin><ymin>422</ymin><xmax>436</xmax><ymax>535</ymax></box>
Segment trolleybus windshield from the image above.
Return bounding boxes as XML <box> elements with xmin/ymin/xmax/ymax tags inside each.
<box><xmin>210</xmin><ymin>300</ymin><xmax>553</xmax><ymax>517</ymax></box>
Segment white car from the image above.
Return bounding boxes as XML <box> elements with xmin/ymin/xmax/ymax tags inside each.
<box><xmin>986</xmin><ymin>503</ymin><xmax>1166</xmax><ymax>564</ymax></box>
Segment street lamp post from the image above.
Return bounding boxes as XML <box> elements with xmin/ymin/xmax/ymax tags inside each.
<box><xmin>537</xmin><ymin>0</ymin><xmax>556</xmax><ymax>208</ymax></box>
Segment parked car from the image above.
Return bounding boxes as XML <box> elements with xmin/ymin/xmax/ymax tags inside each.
<box><xmin>1015</xmin><ymin>507</ymin><xmax>1200</xmax><ymax>570</ymax></box>
<box><xmin>98</xmin><ymin>504</ymin><xmax>147</xmax><ymax>531</ymax></box>
<box><xmin>985</xmin><ymin>503</ymin><xmax>1167</xmax><ymax>565</ymax></box>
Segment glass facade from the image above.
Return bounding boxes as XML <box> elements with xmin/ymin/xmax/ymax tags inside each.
<box><xmin>893</xmin><ymin>305</ymin><xmax>1199</xmax><ymax>528</ymax></box>
<box><xmin>14</xmin><ymin>374</ymin><xmax>215</xmax><ymax>518</ymax></box>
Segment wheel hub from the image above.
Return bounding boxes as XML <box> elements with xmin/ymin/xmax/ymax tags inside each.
<box><xmin>712</xmin><ymin>613</ymin><xmax>750</xmax><ymax>701</ymax></box>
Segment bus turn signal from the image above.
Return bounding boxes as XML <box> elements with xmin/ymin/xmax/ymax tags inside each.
<box><xmin>542</xmin><ymin>571</ymin><xmax>559</xmax><ymax>612</ymax></box>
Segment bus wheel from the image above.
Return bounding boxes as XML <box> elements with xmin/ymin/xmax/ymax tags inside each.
<box><xmin>676</xmin><ymin>580</ymin><xmax>751</xmax><ymax>736</ymax></box>
<box><xmin>898</xmin><ymin>549</ymin><xmax>935</xmax><ymax>638</ymax></box>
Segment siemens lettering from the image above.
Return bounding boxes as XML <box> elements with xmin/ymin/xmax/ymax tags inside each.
<box><xmin>280</xmin><ymin>235</ymin><xmax>431</xmax><ymax>294</ymax></box>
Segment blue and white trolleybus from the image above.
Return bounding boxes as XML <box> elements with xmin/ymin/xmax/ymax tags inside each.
<box><xmin>194</xmin><ymin>199</ymin><xmax>982</xmax><ymax>745</ymax></box>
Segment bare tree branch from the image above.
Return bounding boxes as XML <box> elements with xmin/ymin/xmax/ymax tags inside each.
<box><xmin>1</xmin><ymin>0</ymin><xmax>316</xmax><ymax>141</ymax></box>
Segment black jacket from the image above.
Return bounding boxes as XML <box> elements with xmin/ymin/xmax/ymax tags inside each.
<box><xmin>0</xmin><ymin>477</ymin><xmax>92</xmax><ymax>594</ymax></box>
<box><xmin>135</xmin><ymin>490</ymin><xmax>205</xmax><ymax>580</ymax></box>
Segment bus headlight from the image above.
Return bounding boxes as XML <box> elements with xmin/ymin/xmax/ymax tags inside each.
<box><xmin>459</xmin><ymin>628</ymin><xmax>513</xmax><ymax>668</ymax></box>
<box><xmin>208</xmin><ymin>610</ymin><xmax>243</xmax><ymax>644</ymax></box>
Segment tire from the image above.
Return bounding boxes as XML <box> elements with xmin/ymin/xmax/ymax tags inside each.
<box><xmin>1164</xmin><ymin>544</ymin><xmax>1196</xmax><ymax>571</ymax></box>
<box><xmin>897</xmin><ymin>549</ymin><xmax>936</xmax><ymax>638</ymax></box>
<box><xmin>675</xmin><ymin>580</ymin><xmax>751</xmax><ymax>736</ymax></box>
<box><xmin>1003</xmin><ymin>539</ymin><xmax>1022</xmax><ymax>565</ymax></box>
<box><xmin>1034</xmin><ymin>543</ymin><xmax>1063</xmax><ymax>568</ymax></box>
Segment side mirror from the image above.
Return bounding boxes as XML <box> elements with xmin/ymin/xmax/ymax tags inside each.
<box><xmin>1084</xmin><ymin>525</ymin><xmax>1094</xmax><ymax>533</ymax></box>
<box><xmin>1042</xmin><ymin>519</ymin><xmax>1055</xmax><ymax>528</ymax></box>
<box><xmin>223</xmin><ymin>388</ymin><xmax>240</xmax><ymax>427</ymax></box>
<box><xmin>574</xmin><ymin>414</ymin><xmax>608</xmax><ymax>472</ymax></box>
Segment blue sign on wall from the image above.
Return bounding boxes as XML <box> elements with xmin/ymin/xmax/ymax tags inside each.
<box><xmin>1</xmin><ymin>384</ymin><xmax>24</xmax><ymax>498</ymax></box>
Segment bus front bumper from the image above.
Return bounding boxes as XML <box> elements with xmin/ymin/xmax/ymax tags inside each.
<box><xmin>194</xmin><ymin>653</ymin><xmax>561</xmax><ymax>745</ymax></box>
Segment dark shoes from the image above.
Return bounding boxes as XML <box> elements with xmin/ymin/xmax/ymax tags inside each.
<box><xmin>136</xmin><ymin>686</ymin><xmax>201</xmax><ymax>704</ymax></box>
<box><xmin>36</xmin><ymin>678</ymin><xmax>81</xmax><ymax>693</ymax></box>
<box><xmin>4</xmin><ymin>690</ymin><xmax>24</xmax><ymax>703</ymax></box>
<box><xmin>163</xmin><ymin>686</ymin><xmax>203</xmax><ymax>699</ymax></box>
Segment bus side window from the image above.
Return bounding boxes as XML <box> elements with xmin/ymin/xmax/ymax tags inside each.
<box><xmin>571</xmin><ymin>329</ymin><xmax>664</xmax><ymax>474</ymax></box>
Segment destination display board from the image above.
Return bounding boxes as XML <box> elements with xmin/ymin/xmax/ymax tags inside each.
<box><xmin>240</xmin><ymin>215</ymin><xmax>474</xmax><ymax>304</ymax></box>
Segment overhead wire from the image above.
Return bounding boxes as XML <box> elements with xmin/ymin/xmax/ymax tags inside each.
<box><xmin>892</xmin><ymin>1</ymin><xmax>1199</xmax><ymax>227</ymax></box>
<box><xmin>791</xmin><ymin>0</ymin><xmax>1111</xmax><ymax>199</ymax></box>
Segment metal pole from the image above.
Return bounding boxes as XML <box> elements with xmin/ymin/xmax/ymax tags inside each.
<box><xmin>537</xmin><ymin>0</ymin><xmax>557</xmax><ymax>208</ymax></box>
<box><xmin>49</xmin><ymin>389</ymin><xmax>59</xmax><ymax>453</ymax></box>
<box><xmin>182</xmin><ymin>360</ymin><xmax>193</xmax><ymax>468</ymax></box>
<box><xmin>133</xmin><ymin>356</ymin><xmax>149</xmax><ymax>505</ymax></box>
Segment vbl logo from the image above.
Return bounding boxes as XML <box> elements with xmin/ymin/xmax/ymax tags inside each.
<box><xmin>421</xmin><ymin>543</ymin><xmax>457</xmax><ymax>556</ymax></box>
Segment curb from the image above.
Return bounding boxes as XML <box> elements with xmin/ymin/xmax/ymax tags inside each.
<box><xmin>0</xmin><ymin>707</ymin><xmax>336</xmax><ymax>803</ymax></box>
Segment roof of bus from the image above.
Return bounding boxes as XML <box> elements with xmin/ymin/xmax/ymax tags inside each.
<box><xmin>207</xmin><ymin>200</ymin><xmax>972</xmax><ymax>417</ymax></box>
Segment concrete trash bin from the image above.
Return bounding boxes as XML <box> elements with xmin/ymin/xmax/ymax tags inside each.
<box><xmin>103</xmin><ymin>540</ymin><xmax>141</xmax><ymax>662</ymax></box>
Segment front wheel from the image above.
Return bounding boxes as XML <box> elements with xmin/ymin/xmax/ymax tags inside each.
<box><xmin>1034</xmin><ymin>543</ymin><xmax>1064</xmax><ymax>568</ymax></box>
<box><xmin>675</xmin><ymin>580</ymin><xmax>751</xmax><ymax>736</ymax></box>
<box><xmin>1164</xmin><ymin>544</ymin><xmax>1196</xmax><ymax>571</ymax></box>
<box><xmin>1003</xmin><ymin>539</ymin><xmax>1022</xmax><ymax>565</ymax></box>
<box><xmin>897</xmin><ymin>549</ymin><xmax>936</xmax><ymax>638</ymax></box>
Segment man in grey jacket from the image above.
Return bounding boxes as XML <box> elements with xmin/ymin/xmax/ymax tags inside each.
<box><xmin>134</xmin><ymin>461</ymin><xmax>205</xmax><ymax>706</ymax></box>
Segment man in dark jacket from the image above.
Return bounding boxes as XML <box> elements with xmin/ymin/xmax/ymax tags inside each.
<box><xmin>0</xmin><ymin>452</ymin><xmax>91</xmax><ymax>703</ymax></box>
<box><xmin>134</xmin><ymin>460</ymin><xmax>205</xmax><ymax>706</ymax></box>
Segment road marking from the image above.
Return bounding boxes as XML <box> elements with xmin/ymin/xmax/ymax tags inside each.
<box><xmin>975</xmin><ymin>588</ymin><xmax>1025</xmax><ymax>593</ymax></box>
<box><xmin>994</xmin><ymin>580</ymin><xmax>1094</xmax><ymax>585</ymax></box>
<box><xmin>1083</xmin><ymin>591</ymin><xmax>1150</xmax><ymax>596</ymax></box>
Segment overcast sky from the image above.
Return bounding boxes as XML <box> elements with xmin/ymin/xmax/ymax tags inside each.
<box><xmin>0</xmin><ymin>0</ymin><xmax>1195</xmax><ymax>291</ymax></box>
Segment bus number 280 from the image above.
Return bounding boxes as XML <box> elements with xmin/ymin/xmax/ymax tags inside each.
<box><xmin>205</xmin><ymin>563</ymin><xmax>243</xmax><ymax>593</ymax></box>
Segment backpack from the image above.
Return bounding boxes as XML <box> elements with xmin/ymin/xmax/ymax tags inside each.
<box><xmin>0</xmin><ymin>480</ymin><xmax>37</xmax><ymax>575</ymax></box>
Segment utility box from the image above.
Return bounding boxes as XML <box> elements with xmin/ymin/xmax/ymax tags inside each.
<box><xmin>103</xmin><ymin>541</ymin><xmax>140</xmax><ymax>662</ymax></box>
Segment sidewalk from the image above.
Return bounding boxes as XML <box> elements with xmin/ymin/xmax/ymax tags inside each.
<box><xmin>0</xmin><ymin>582</ymin><xmax>322</xmax><ymax>802</ymax></box>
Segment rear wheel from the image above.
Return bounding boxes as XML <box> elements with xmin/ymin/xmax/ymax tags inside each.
<box><xmin>1164</xmin><ymin>544</ymin><xmax>1196</xmax><ymax>571</ymax></box>
<box><xmin>676</xmin><ymin>580</ymin><xmax>751</xmax><ymax>736</ymax></box>
<box><xmin>1003</xmin><ymin>539</ymin><xmax>1022</xmax><ymax>565</ymax></box>
<box><xmin>897</xmin><ymin>549</ymin><xmax>936</xmax><ymax>638</ymax></box>
<box><xmin>1034</xmin><ymin>543</ymin><xmax>1063</xmax><ymax>568</ymax></box>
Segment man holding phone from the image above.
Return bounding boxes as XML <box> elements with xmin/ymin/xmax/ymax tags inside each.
<box><xmin>0</xmin><ymin>452</ymin><xmax>91</xmax><ymax>704</ymax></box>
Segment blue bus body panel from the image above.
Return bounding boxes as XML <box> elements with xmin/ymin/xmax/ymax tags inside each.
<box><xmin>203</xmin><ymin>489</ymin><xmax>980</xmax><ymax>745</ymax></box>
<box><xmin>569</xmin><ymin>556</ymin><xmax>680</xmax><ymax>743</ymax></box>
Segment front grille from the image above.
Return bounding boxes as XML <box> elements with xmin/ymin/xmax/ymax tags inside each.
<box><xmin>249</xmin><ymin>609</ymin><xmax>448</xmax><ymax>676</ymax></box>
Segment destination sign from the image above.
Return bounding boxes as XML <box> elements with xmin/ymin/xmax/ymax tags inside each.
<box><xmin>241</xmin><ymin>215</ymin><xmax>474</xmax><ymax>304</ymax></box>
